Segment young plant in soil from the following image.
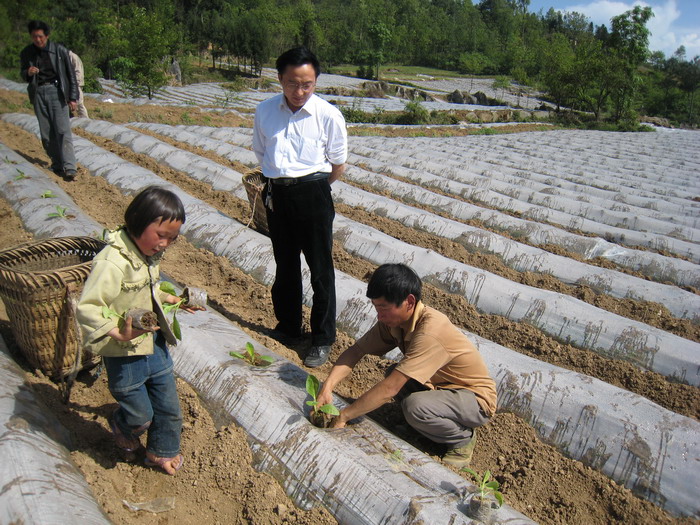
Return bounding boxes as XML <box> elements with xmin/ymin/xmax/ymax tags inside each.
<box><xmin>14</xmin><ymin>169</ymin><xmax>27</xmax><ymax>180</ymax></box>
<box><xmin>306</xmin><ymin>374</ymin><xmax>339</xmax><ymax>428</ymax></box>
<box><xmin>47</xmin><ymin>205</ymin><xmax>71</xmax><ymax>218</ymax></box>
<box><xmin>461</xmin><ymin>468</ymin><xmax>504</xmax><ymax>521</ymax></box>
<box><xmin>229</xmin><ymin>341</ymin><xmax>274</xmax><ymax>366</ymax></box>
<box><xmin>40</xmin><ymin>190</ymin><xmax>56</xmax><ymax>198</ymax></box>
<box><xmin>101</xmin><ymin>306</ymin><xmax>149</xmax><ymax>341</ymax></box>
<box><xmin>159</xmin><ymin>281</ymin><xmax>185</xmax><ymax>340</ymax></box>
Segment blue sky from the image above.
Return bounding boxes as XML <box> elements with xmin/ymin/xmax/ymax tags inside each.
<box><xmin>525</xmin><ymin>0</ymin><xmax>700</xmax><ymax>58</ymax></box>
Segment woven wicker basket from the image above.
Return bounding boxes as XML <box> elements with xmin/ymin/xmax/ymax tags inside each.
<box><xmin>0</xmin><ymin>236</ymin><xmax>106</xmax><ymax>379</ymax></box>
<box><xmin>242</xmin><ymin>168</ymin><xmax>269</xmax><ymax>235</ymax></box>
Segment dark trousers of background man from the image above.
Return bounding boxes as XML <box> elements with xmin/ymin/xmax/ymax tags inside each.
<box><xmin>34</xmin><ymin>83</ymin><xmax>76</xmax><ymax>173</ymax></box>
<box><xmin>266</xmin><ymin>178</ymin><xmax>336</xmax><ymax>347</ymax></box>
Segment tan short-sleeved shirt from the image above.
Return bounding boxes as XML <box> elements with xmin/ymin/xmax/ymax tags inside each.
<box><xmin>354</xmin><ymin>302</ymin><xmax>497</xmax><ymax>416</ymax></box>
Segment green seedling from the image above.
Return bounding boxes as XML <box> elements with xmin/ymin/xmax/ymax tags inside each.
<box><xmin>102</xmin><ymin>306</ymin><xmax>124</xmax><ymax>322</ymax></box>
<box><xmin>229</xmin><ymin>341</ymin><xmax>274</xmax><ymax>366</ymax></box>
<box><xmin>14</xmin><ymin>169</ymin><xmax>28</xmax><ymax>180</ymax></box>
<box><xmin>47</xmin><ymin>205</ymin><xmax>69</xmax><ymax>218</ymax></box>
<box><xmin>461</xmin><ymin>468</ymin><xmax>504</xmax><ymax>508</ymax></box>
<box><xmin>41</xmin><ymin>190</ymin><xmax>56</xmax><ymax>198</ymax></box>
<box><xmin>305</xmin><ymin>374</ymin><xmax>339</xmax><ymax>416</ymax></box>
<box><xmin>159</xmin><ymin>281</ymin><xmax>184</xmax><ymax>340</ymax></box>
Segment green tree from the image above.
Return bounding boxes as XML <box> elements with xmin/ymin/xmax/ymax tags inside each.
<box><xmin>608</xmin><ymin>5</ymin><xmax>654</xmax><ymax>122</ymax></box>
<box><xmin>111</xmin><ymin>3</ymin><xmax>179</xmax><ymax>98</ymax></box>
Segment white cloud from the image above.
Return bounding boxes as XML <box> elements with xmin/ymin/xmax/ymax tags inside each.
<box><xmin>561</xmin><ymin>0</ymin><xmax>700</xmax><ymax>57</ymax></box>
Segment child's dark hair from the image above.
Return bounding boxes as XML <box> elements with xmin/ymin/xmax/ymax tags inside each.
<box><xmin>124</xmin><ymin>186</ymin><xmax>186</xmax><ymax>238</ymax></box>
<box><xmin>366</xmin><ymin>264</ymin><xmax>422</xmax><ymax>306</ymax></box>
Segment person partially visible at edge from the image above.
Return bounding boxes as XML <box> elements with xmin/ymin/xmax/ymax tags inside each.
<box><xmin>77</xmin><ymin>186</ymin><xmax>204</xmax><ymax>475</ymax></box>
<box><xmin>252</xmin><ymin>46</ymin><xmax>348</xmax><ymax>368</ymax></box>
<box><xmin>19</xmin><ymin>20</ymin><xmax>79</xmax><ymax>180</ymax></box>
<box><xmin>316</xmin><ymin>263</ymin><xmax>497</xmax><ymax>468</ymax></box>
<box><xmin>68</xmin><ymin>50</ymin><xmax>89</xmax><ymax>119</ymax></box>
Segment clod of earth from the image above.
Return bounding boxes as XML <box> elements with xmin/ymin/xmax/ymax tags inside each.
<box><xmin>181</xmin><ymin>286</ymin><xmax>207</xmax><ymax>308</ymax></box>
<box><xmin>126</xmin><ymin>308</ymin><xmax>159</xmax><ymax>331</ymax></box>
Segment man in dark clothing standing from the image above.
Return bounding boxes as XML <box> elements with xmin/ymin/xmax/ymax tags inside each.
<box><xmin>20</xmin><ymin>20</ymin><xmax>79</xmax><ymax>180</ymax></box>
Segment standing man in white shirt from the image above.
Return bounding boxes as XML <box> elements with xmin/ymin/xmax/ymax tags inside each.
<box><xmin>253</xmin><ymin>46</ymin><xmax>348</xmax><ymax>368</ymax></box>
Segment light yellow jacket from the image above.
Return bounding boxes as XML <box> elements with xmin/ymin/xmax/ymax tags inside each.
<box><xmin>77</xmin><ymin>228</ymin><xmax>177</xmax><ymax>357</ymax></box>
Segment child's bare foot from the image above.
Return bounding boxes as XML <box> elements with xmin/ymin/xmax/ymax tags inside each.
<box><xmin>145</xmin><ymin>453</ymin><xmax>184</xmax><ymax>475</ymax></box>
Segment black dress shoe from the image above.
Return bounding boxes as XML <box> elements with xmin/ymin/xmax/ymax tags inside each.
<box><xmin>304</xmin><ymin>345</ymin><xmax>331</xmax><ymax>367</ymax></box>
<box><xmin>270</xmin><ymin>323</ymin><xmax>303</xmax><ymax>343</ymax></box>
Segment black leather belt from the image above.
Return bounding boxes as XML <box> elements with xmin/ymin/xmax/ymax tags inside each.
<box><xmin>269</xmin><ymin>172</ymin><xmax>329</xmax><ymax>186</ymax></box>
<box><xmin>38</xmin><ymin>79</ymin><xmax>58</xmax><ymax>86</ymax></box>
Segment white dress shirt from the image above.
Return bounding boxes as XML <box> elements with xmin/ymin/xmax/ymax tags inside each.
<box><xmin>253</xmin><ymin>93</ymin><xmax>347</xmax><ymax>179</ymax></box>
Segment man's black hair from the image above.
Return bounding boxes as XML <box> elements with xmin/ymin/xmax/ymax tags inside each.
<box><xmin>276</xmin><ymin>46</ymin><xmax>320</xmax><ymax>78</ymax></box>
<box><xmin>124</xmin><ymin>186</ymin><xmax>186</xmax><ymax>239</ymax></box>
<box><xmin>366</xmin><ymin>263</ymin><xmax>422</xmax><ymax>306</ymax></box>
<box><xmin>28</xmin><ymin>20</ymin><xmax>50</xmax><ymax>35</ymax></box>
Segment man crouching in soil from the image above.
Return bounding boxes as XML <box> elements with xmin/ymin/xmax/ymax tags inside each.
<box><xmin>316</xmin><ymin>263</ymin><xmax>497</xmax><ymax>467</ymax></box>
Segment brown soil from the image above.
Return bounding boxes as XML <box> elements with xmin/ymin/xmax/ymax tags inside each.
<box><xmin>0</xmin><ymin>94</ymin><xmax>697</xmax><ymax>525</ymax></box>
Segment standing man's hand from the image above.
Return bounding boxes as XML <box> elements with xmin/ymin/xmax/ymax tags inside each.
<box><xmin>69</xmin><ymin>101</ymin><xmax>77</xmax><ymax>112</ymax></box>
<box><xmin>27</xmin><ymin>66</ymin><xmax>39</xmax><ymax>76</ymax></box>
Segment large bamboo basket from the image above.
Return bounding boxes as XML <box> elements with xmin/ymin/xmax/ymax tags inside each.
<box><xmin>242</xmin><ymin>168</ymin><xmax>269</xmax><ymax>235</ymax></box>
<box><xmin>0</xmin><ymin>236</ymin><xmax>106</xmax><ymax>379</ymax></box>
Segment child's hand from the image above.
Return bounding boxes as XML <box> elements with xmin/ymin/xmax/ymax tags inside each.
<box><xmin>108</xmin><ymin>316</ymin><xmax>156</xmax><ymax>342</ymax></box>
<box><xmin>179</xmin><ymin>303</ymin><xmax>205</xmax><ymax>313</ymax></box>
<box><xmin>165</xmin><ymin>293</ymin><xmax>205</xmax><ymax>313</ymax></box>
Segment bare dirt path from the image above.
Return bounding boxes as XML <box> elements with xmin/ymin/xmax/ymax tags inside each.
<box><xmin>0</xmin><ymin>105</ymin><xmax>696</xmax><ymax>525</ymax></box>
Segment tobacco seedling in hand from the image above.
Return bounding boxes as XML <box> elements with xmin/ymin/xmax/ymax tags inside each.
<box><xmin>305</xmin><ymin>374</ymin><xmax>340</xmax><ymax>416</ymax></box>
<box><xmin>41</xmin><ymin>190</ymin><xmax>56</xmax><ymax>198</ymax></box>
<box><xmin>159</xmin><ymin>281</ymin><xmax>184</xmax><ymax>340</ymax></box>
<box><xmin>102</xmin><ymin>306</ymin><xmax>124</xmax><ymax>322</ymax></box>
<box><xmin>47</xmin><ymin>205</ymin><xmax>69</xmax><ymax>218</ymax></box>
<box><xmin>230</xmin><ymin>341</ymin><xmax>274</xmax><ymax>365</ymax></box>
<box><xmin>461</xmin><ymin>468</ymin><xmax>504</xmax><ymax>507</ymax></box>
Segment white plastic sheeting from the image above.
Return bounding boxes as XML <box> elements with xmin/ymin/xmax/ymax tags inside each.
<box><xmin>347</xmin><ymin>150</ymin><xmax>700</xmax><ymax>261</ymax></box>
<box><xmin>333</xmin><ymin>215</ymin><xmax>700</xmax><ymax>384</ymax></box>
<box><xmin>0</xmin><ymin>308</ymin><xmax>109</xmax><ymax>523</ymax></box>
<box><xmin>332</xmin><ymin>183</ymin><xmax>700</xmax><ymax>317</ymax></box>
<box><xmin>117</xmin><ymin>121</ymin><xmax>700</xmax><ymax>312</ymax></box>
<box><xmin>174</xmin><ymin>306</ymin><xmax>535</xmax><ymax>524</ymax></box>
<box><xmin>343</xmin><ymin>162</ymin><xmax>700</xmax><ymax>274</ymax></box>
<box><xmin>1</xmin><ymin>134</ymin><xmax>699</xmax><ymax>518</ymax></box>
<box><xmin>175</xmin><ymin>123</ymin><xmax>700</xmax><ymax>287</ymax></box>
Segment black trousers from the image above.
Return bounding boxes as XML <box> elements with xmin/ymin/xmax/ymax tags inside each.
<box><xmin>266</xmin><ymin>179</ymin><xmax>336</xmax><ymax>346</ymax></box>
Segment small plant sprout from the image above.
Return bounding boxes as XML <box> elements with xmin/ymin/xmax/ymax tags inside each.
<box><xmin>159</xmin><ymin>281</ymin><xmax>184</xmax><ymax>340</ymax></box>
<box><xmin>41</xmin><ymin>190</ymin><xmax>56</xmax><ymax>198</ymax></box>
<box><xmin>461</xmin><ymin>468</ymin><xmax>504</xmax><ymax>508</ymax></box>
<box><xmin>14</xmin><ymin>169</ymin><xmax>28</xmax><ymax>180</ymax></box>
<box><xmin>306</xmin><ymin>374</ymin><xmax>340</xmax><ymax>416</ymax></box>
<box><xmin>101</xmin><ymin>306</ymin><xmax>124</xmax><ymax>322</ymax></box>
<box><xmin>47</xmin><ymin>205</ymin><xmax>69</xmax><ymax>218</ymax></box>
<box><xmin>229</xmin><ymin>341</ymin><xmax>274</xmax><ymax>366</ymax></box>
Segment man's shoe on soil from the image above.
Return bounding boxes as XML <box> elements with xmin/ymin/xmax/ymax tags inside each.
<box><xmin>271</xmin><ymin>323</ymin><xmax>303</xmax><ymax>344</ymax></box>
<box><xmin>64</xmin><ymin>169</ymin><xmax>77</xmax><ymax>180</ymax></box>
<box><xmin>52</xmin><ymin>167</ymin><xmax>65</xmax><ymax>176</ymax></box>
<box><xmin>443</xmin><ymin>429</ymin><xmax>477</xmax><ymax>468</ymax></box>
<box><xmin>304</xmin><ymin>345</ymin><xmax>331</xmax><ymax>367</ymax></box>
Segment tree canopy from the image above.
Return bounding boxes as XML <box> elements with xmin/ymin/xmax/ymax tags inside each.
<box><xmin>0</xmin><ymin>0</ymin><xmax>697</xmax><ymax>123</ymax></box>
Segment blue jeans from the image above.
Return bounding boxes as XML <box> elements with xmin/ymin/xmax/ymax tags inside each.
<box><xmin>103</xmin><ymin>334</ymin><xmax>182</xmax><ymax>457</ymax></box>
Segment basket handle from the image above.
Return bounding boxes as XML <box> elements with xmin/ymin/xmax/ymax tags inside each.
<box><xmin>60</xmin><ymin>283</ymin><xmax>82</xmax><ymax>403</ymax></box>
